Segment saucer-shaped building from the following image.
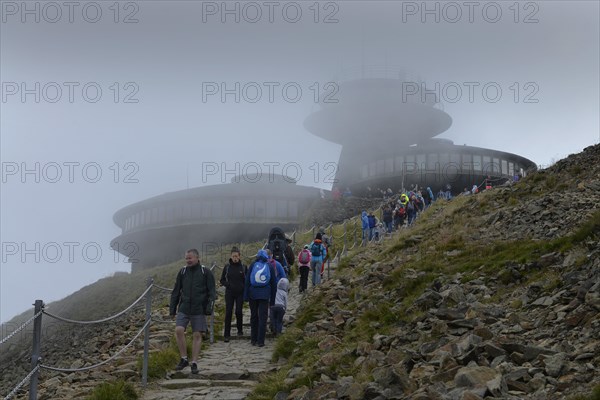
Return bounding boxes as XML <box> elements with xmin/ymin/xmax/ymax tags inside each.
<box><xmin>111</xmin><ymin>174</ymin><xmax>318</xmax><ymax>271</ymax></box>
<box><xmin>304</xmin><ymin>66</ymin><xmax>537</xmax><ymax>194</ymax></box>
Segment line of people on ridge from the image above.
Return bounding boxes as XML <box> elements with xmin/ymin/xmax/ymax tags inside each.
<box><xmin>361</xmin><ymin>186</ymin><xmax>437</xmax><ymax>241</ymax></box>
<box><xmin>168</xmin><ymin>230</ymin><xmax>328</xmax><ymax>374</ymax></box>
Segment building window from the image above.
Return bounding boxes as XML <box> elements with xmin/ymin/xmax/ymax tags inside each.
<box><xmin>450</xmin><ymin>153</ymin><xmax>461</xmax><ymax>170</ymax></box>
<box><xmin>508</xmin><ymin>162</ymin><xmax>515</xmax><ymax>177</ymax></box>
<box><xmin>277</xmin><ymin>200</ymin><xmax>287</xmax><ymax>218</ymax></box>
<box><xmin>183</xmin><ymin>203</ymin><xmax>191</xmax><ymax>220</ymax></box>
<box><xmin>192</xmin><ymin>202</ymin><xmax>202</xmax><ymax>219</ymax></box>
<box><xmin>427</xmin><ymin>153</ymin><xmax>439</xmax><ymax>171</ymax></box>
<box><xmin>361</xmin><ymin>164</ymin><xmax>368</xmax><ymax>179</ymax></box>
<box><xmin>233</xmin><ymin>200</ymin><xmax>244</xmax><ymax>218</ymax></box>
<box><xmin>255</xmin><ymin>199</ymin><xmax>266</xmax><ymax>217</ymax></box>
<box><xmin>462</xmin><ymin>153</ymin><xmax>473</xmax><ymax>173</ymax></box>
<box><xmin>376</xmin><ymin>159</ymin><xmax>385</xmax><ymax>176</ymax></box>
<box><xmin>368</xmin><ymin>162</ymin><xmax>376</xmax><ymax>177</ymax></box>
<box><xmin>492</xmin><ymin>158</ymin><xmax>501</xmax><ymax>174</ymax></box>
<box><xmin>222</xmin><ymin>200</ymin><xmax>233</xmax><ymax>218</ymax></box>
<box><xmin>502</xmin><ymin>159</ymin><xmax>508</xmax><ymax>176</ymax></box>
<box><xmin>151</xmin><ymin>208</ymin><xmax>158</xmax><ymax>224</ymax></box>
<box><xmin>212</xmin><ymin>201</ymin><xmax>222</xmax><ymax>219</ymax></box>
<box><xmin>405</xmin><ymin>155</ymin><xmax>416</xmax><ymax>173</ymax></box>
<box><xmin>288</xmin><ymin>201</ymin><xmax>298</xmax><ymax>218</ymax></box>
<box><xmin>244</xmin><ymin>199</ymin><xmax>254</xmax><ymax>217</ymax></box>
<box><xmin>385</xmin><ymin>158</ymin><xmax>394</xmax><ymax>174</ymax></box>
<box><xmin>473</xmin><ymin>155</ymin><xmax>482</xmax><ymax>171</ymax></box>
<box><xmin>483</xmin><ymin>156</ymin><xmax>491</xmax><ymax>174</ymax></box>
<box><xmin>417</xmin><ymin>154</ymin><xmax>426</xmax><ymax>172</ymax></box>
<box><xmin>394</xmin><ymin>156</ymin><xmax>404</xmax><ymax>171</ymax></box>
<box><xmin>266</xmin><ymin>200</ymin><xmax>277</xmax><ymax>218</ymax></box>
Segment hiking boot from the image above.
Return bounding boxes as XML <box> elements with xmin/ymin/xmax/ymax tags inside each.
<box><xmin>224</xmin><ymin>337</ymin><xmax>230</xmax><ymax>343</ymax></box>
<box><xmin>191</xmin><ymin>362</ymin><xmax>198</xmax><ymax>375</ymax></box>
<box><xmin>175</xmin><ymin>358</ymin><xmax>189</xmax><ymax>371</ymax></box>
<box><xmin>237</xmin><ymin>330</ymin><xmax>243</xmax><ymax>336</ymax></box>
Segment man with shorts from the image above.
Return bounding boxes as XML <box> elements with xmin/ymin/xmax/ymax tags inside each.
<box><xmin>169</xmin><ymin>248</ymin><xmax>216</xmax><ymax>374</ymax></box>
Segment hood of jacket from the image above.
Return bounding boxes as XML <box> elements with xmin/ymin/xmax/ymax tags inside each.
<box><xmin>277</xmin><ymin>277</ymin><xmax>289</xmax><ymax>291</ymax></box>
<box><xmin>256</xmin><ymin>249</ymin><xmax>268</xmax><ymax>262</ymax></box>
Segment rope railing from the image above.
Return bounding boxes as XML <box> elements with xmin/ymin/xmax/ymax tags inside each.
<box><xmin>40</xmin><ymin>319</ymin><xmax>151</xmax><ymax>373</ymax></box>
<box><xmin>0</xmin><ymin>309</ymin><xmax>43</xmax><ymax>346</ymax></box>
<box><xmin>42</xmin><ymin>284</ymin><xmax>153</xmax><ymax>325</ymax></box>
<box><xmin>154</xmin><ymin>284</ymin><xmax>172</xmax><ymax>292</ymax></box>
<box><xmin>3</xmin><ymin>364</ymin><xmax>40</xmax><ymax>400</ymax></box>
<box><xmin>302</xmin><ymin>225</ymin><xmax>316</xmax><ymax>235</ymax></box>
<box><xmin>2</xmin><ymin>281</ymin><xmax>159</xmax><ymax>399</ymax></box>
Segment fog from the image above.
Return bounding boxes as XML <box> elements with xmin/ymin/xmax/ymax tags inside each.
<box><xmin>1</xmin><ymin>1</ymin><xmax>599</xmax><ymax>323</ymax></box>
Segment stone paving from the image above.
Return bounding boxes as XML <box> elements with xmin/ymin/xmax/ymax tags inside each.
<box><xmin>140</xmin><ymin>271</ymin><xmax>306</xmax><ymax>400</ymax></box>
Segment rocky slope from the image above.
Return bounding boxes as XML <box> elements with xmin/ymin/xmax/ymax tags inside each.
<box><xmin>268</xmin><ymin>144</ymin><xmax>600</xmax><ymax>400</ymax></box>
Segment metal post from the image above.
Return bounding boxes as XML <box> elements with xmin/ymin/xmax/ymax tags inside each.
<box><xmin>29</xmin><ymin>300</ymin><xmax>43</xmax><ymax>400</ymax></box>
<box><xmin>209</xmin><ymin>263</ymin><xmax>215</xmax><ymax>344</ymax></box>
<box><xmin>343</xmin><ymin>221</ymin><xmax>347</xmax><ymax>254</ymax></box>
<box><xmin>328</xmin><ymin>225</ymin><xmax>333</xmax><ymax>280</ymax></box>
<box><xmin>142</xmin><ymin>278</ymin><xmax>152</xmax><ymax>387</ymax></box>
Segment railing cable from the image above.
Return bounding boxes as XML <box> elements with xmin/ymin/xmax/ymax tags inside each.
<box><xmin>40</xmin><ymin>319</ymin><xmax>151</xmax><ymax>373</ymax></box>
<box><xmin>43</xmin><ymin>284</ymin><xmax>153</xmax><ymax>325</ymax></box>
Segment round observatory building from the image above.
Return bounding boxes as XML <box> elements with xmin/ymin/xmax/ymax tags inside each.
<box><xmin>304</xmin><ymin>66</ymin><xmax>537</xmax><ymax>194</ymax></box>
<box><xmin>111</xmin><ymin>174</ymin><xmax>318</xmax><ymax>271</ymax></box>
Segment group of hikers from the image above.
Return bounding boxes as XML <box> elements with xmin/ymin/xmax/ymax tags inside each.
<box><xmin>168</xmin><ymin>228</ymin><xmax>329</xmax><ymax>374</ymax></box>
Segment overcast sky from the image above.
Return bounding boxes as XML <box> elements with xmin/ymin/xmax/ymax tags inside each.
<box><xmin>1</xmin><ymin>1</ymin><xmax>599</xmax><ymax>323</ymax></box>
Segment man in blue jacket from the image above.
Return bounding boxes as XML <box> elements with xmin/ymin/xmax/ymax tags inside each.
<box><xmin>244</xmin><ymin>249</ymin><xmax>277</xmax><ymax>347</ymax></box>
<box><xmin>170</xmin><ymin>249</ymin><xmax>216</xmax><ymax>374</ymax></box>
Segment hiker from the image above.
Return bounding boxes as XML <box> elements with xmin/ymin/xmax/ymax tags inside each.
<box><xmin>297</xmin><ymin>245</ymin><xmax>311</xmax><ymax>293</ymax></box>
<box><xmin>361</xmin><ymin>210</ymin><xmax>369</xmax><ymax>243</ymax></box>
<box><xmin>244</xmin><ymin>249</ymin><xmax>277</xmax><ymax>347</ymax></box>
<box><xmin>219</xmin><ymin>247</ymin><xmax>246</xmax><ymax>342</ymax></box>
<box><xmin>270</xmin><ymin>277</ymin><xmax>289</xmax><ymax>336</ymax></box>
<box><xmin>309</xmin><ymin>233</ymin><xmax>327</xmax><ymax>287</ymax></box>
<box><xmin>169</xmin><ymin>249</ymin><xmax>216</xmax><ymax>374</ymax></box>
<box><xmin>319</xmin><ymin>227</ymin><xmax>331</xmax><ymax>279</ymax></box>
<box><xmin>284</xmin><ymin>235</ymin><xmax>295</xmax><ymax>276</ymax></box>
<box><xmin>265</xmin><ymin>248</ymin><xmax>287</xmax><ymax>283</ymax></box>
<box><xmin>383</xmin><ymin>205</ymin><xmax>393</xmax><ymax>233</ymax></box>
<box><xmin>368</xmin><ymin>212</ymin><xmax>377</xmax><ymax>241</ymax></box>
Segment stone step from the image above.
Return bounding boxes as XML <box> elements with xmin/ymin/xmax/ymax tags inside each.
<box><xmin>158</xmin><ymin>378</ymin><xmax>257</xmax><ymax>389</ymax></box>
<box><xmin>142</xmin><ymin>386</ymin><xmax>253</xmax><ymax>400</ymax></box>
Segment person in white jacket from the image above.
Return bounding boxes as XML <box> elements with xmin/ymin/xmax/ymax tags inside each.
<box><xmin>270</xmin><ymin>277</ymin><xmax>289</xmax><ymax>336</ymax></box>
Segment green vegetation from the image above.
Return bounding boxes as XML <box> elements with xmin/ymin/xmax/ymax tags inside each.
<box><xmin>85</xmin><ymin>380</ymin><xmax>138</xmax><ymax>400</ymax></box>
<box><xmin>568</xmin><ymin>385</ymin><xmax>600</xmax><ymax>400</ymax></box>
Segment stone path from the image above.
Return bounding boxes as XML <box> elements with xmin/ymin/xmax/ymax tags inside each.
<box><xmin>140</xmin><ymin>272</ymin><xmax>306</xmax><ymax>400</ymax></box>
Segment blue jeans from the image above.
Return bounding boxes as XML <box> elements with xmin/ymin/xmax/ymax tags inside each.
<box><xmin>310</xmin><ymin>259</ymin><xmax>322</xmax><ymax>286</ymax></box>
<box><xmin>385</xmin><ymin>221</ymin><xmax>393</xmax><ymax>233</ymax></box>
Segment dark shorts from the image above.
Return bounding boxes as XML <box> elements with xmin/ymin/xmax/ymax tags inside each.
<box><xmin>176</xmin><ymin>312</ymin><xmax>207</xmax><ymax>332</ymax></box>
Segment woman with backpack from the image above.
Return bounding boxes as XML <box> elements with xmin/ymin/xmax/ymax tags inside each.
<box><xmin>297</xmin><ymin>245</ymin><xmax>311</xmax><ymax>293</ymax></box>
<box><xmin>219</xmin><ymin>247</ymin><xmax>246</xmax><ymax>342</ymax></box>
<box><xmin>309</xmin><ymin>233</ymin><xmax>327</xmax><ymax>287</ymax></box>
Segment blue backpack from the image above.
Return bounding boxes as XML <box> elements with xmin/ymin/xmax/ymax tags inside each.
<box><xmin>311</xmin><ymin>242</ymin><xmax>322</xmax><ymax>257</ymax></box>
<box><xmin>250</xmin><ymin>261</ymin><xmax>271</xmax><ymax>287</ymax></box>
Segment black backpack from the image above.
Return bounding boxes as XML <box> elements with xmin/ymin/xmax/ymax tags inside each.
<box><xmin>268</xmin><ymin>227</ymin><xmax>288</xmax><ymax>272</ymax></box>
